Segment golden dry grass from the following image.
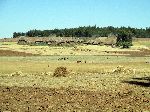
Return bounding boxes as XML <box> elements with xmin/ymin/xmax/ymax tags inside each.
<box><xmin>0</xmin><ymin>63</ymin><xmax>149</xmax><ymax>91</ymax></box>
<box><xmin>0</xmin><ymin>41</ymin><xmax>150</xmax><ymax>111</ymax></box>
<box><xmin>0</xmin><ymin>41</ymin><xmax>149</xmax><ymax>56</ymax></box>
<box><xmin>0</xmin><ymin>55</ymin><xmax>150</xmax><ymax>91</ymax></box>
<box><xmin>0</xmin><ymin>56</ymin><xmax>150</xmax><ymax>74</ymax></box>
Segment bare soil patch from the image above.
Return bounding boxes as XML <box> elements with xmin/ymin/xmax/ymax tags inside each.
<box><xmin>109</xmin><ymin>49</ymin><xmax>150</xmax><ymax>57</ymax></box>
<box><xmin>0</xmin><ymin>86</ymin><xmax>149</xmax><ymax>112</ymax></box>
<box><xmin>0</xmin><ymin>50</ymin><xmax>38</xmax><ymax>56</ymax></box>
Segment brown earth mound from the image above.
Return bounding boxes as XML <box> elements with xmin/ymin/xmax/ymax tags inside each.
<box><xmin>0</xmin><ymin>50</ymin><xmax>38</xmax><ymax>56</ymax></box>
<box><xmin>0</xmin><ymin>86</ymin><xmax>149</xmax><ymax>111</ymax></box>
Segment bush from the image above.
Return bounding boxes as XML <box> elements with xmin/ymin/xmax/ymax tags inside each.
<box><xmin>116</xmin><ymin>30</ymin><xmax>133</xmax><ymax>48</ymax></box>
<box><xmin>122</xmin><ymin>42</ymin><xmax>132</xmax><ymax>48</ymax></box>
<box><xmin>53</xmin><ymin>66</ymin><xmax>68</xmax><ymax>77</ymax></box>
<box><xmin>116</xmin><ymin>41</ymin><xmax>133</xmax><ymax>48</ymax></box>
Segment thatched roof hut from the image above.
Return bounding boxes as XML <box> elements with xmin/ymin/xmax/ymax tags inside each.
<box><xmin>17</xmin><ymin>37</ymin><xmax>27</xmax><ymax>45</ymax></box>
<box><xmin>94</xmin><ymin>37</ymin><xmax>117</xmax><ymax>45</ymax></box>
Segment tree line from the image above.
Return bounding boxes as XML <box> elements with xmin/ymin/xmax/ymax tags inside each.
<box><xmin>13</xmin><ymin>25</ymin><xmax>150</xmax><ymax>38</ymax></box>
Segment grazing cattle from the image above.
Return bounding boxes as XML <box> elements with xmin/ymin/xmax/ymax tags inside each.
<box><xmin>58</xmin><ymin>57</ymin><xmax>69</xmax><ymax>60</ymax></box>
<box><xmin>58</xmin><ymin>58</ymin><xmax>61</xmax><ymax>60</ymax></box>
<box><xmin>105</xmin><ymin>51</ymin><xmax>109</xmax><ymax>53</ymax></box>
<box><xmin>77</xmin><ymin>60</ymin><xmax>82</xmax><ymax>63</ymax></box>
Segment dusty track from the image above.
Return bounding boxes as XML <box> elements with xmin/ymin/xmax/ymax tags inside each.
<box><xmin>109</xmin><ymin>49</ymin><xmax>150</xmax><ymax>57</ymax></box>
<box><xmin>0</xmin><ymin>86</ymin><xmax>149</xmax><ymax>111</ymax></box>
<box><xmin>0</xmin><ymin>50</ymin><xmax>38</xmax><ymax>56</ymax></box>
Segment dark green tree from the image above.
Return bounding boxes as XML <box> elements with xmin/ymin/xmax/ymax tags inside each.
<box><xmin>13</xmin><ymin>26</ymin><xmax>150</xmax><ymax>38</ymax></box>
<box><xmin>116</xmin><ymin>30</ymin><xmax>133</xmax><ymax>48</ymax></box>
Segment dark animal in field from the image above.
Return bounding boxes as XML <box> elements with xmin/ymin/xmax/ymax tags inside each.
<box><xmin>58</xmin><ymin>57</ymin><xmax>69</xmax><ymax>60</ymax></box>
<box><xmin>77</xmin><ymin>61</ymin><xmax>82</xmax><ymax>63</ymax></box>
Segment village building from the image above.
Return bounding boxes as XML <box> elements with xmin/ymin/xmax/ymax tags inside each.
<box><xmin>17</xmin><ymin>36</ymin><xmax>117</xmax><ymax>46</ymax></box>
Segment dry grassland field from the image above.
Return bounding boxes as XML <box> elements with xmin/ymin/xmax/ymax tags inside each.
<box><xmin>0</xmin><ymin>40</ymin><xmax>150</xmax><ymax>111</ymax></box>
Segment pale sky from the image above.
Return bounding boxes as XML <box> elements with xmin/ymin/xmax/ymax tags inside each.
<box><xmin>0</xmin><ymin>0</ymin><xmax>150</xmax><ymax>38</ymax></box>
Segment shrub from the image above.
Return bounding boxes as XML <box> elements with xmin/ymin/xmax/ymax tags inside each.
<box><xmin>112</xmin><ymin>66</ymin><xmax>136</xmax><ymax>74</ymax></box>
<box><xmin>122</xmin><ymin>42</ymin><xmax>132</xmax><ymax>48</ymax></box>
<box><xmin>11</xmin><ymin>71</ymin><xmax>23</xmax><ymax>76</ymax></box>
<box><xmin>116</xmin><ymin>30</ymin><xmax>133</xmax><ymax>48</ymax></box>
<box><xmin>53</xmin><ymin>66</ymin><xmax>68</xmax><ymax>77</ymax></box>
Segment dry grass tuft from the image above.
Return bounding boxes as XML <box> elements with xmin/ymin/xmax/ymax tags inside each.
<box><xmin>112</xmin><ymin>66</ymin><xmax>136</xmax><ymax>75</ymax></box>
<box><xmin>53</xmin><ymin>66</ymin><xmax>68</xmax><ymax>77</ymax></box>
<box><xmin>11</xmin><ymin>71</ymin><xmax>23</xmax><ymax>76</ymax></box>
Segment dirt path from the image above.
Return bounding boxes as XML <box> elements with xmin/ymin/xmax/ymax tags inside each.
<box><xmin>0</xmin><ymin>50</ymin><xmax>38</xmax><ymax>56</ymax></box>
<box><xmin>109</xmin><ymin>49</ymin><xmax>150</xmax><ymax>57</ymax></box>
<box><xmin>0</xmin><ymin>86</ymin><xmax>149</xmax><ymax>112</ymax></box>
